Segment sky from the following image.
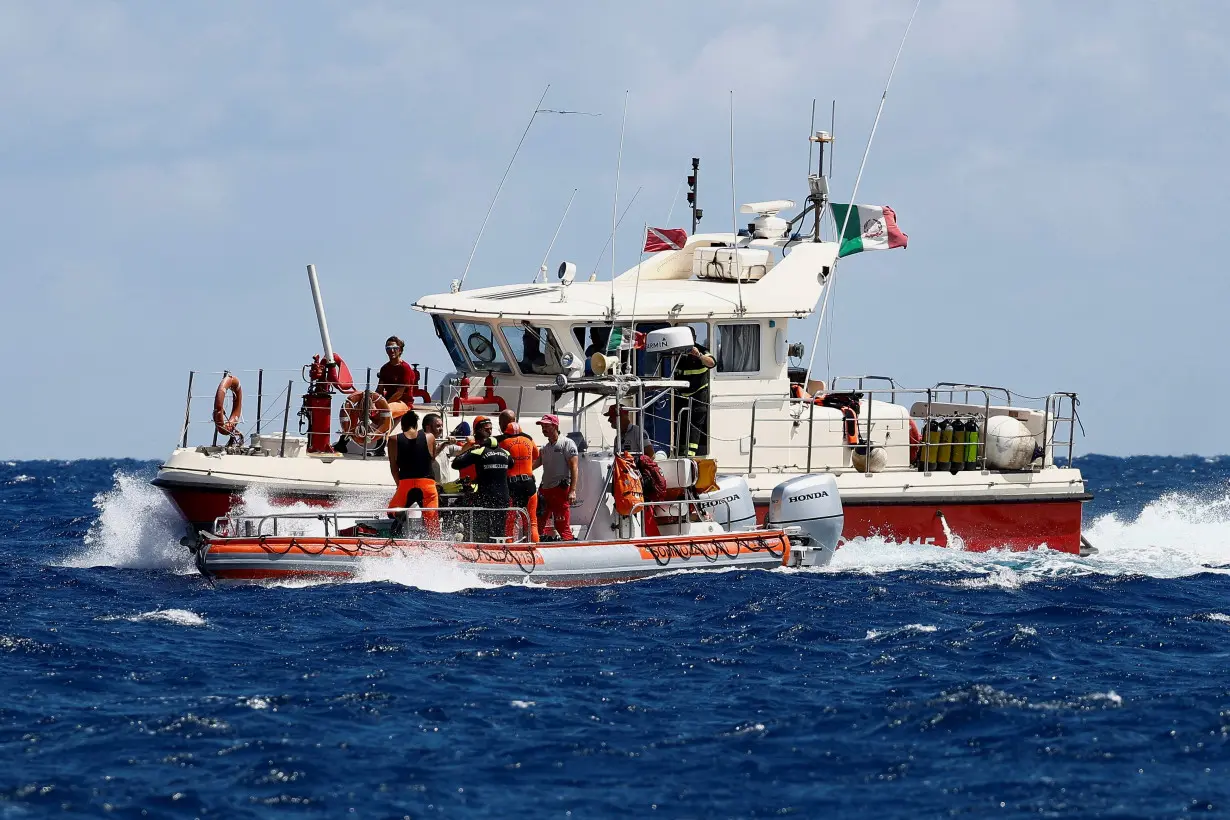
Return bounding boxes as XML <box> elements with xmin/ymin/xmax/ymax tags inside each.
<box><xmin>1</xmin><ymin>0</ymin><xmax>1228</xmax><ymax>459</ymax></box>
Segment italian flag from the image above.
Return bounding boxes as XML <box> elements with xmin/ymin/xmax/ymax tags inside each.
<box><xmin>830</xmin><ymin>203</ymin><xmax>908</xmax><ymax>258</ymax></box>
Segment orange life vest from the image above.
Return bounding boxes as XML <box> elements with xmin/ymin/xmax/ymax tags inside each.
<box><xmin>613</xmin><ymin>453</ymin><xmax>644</xmax><ymax>516</ymax></box>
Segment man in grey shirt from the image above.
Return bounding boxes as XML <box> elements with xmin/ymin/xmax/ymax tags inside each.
<box><xmin>534</xmin><ymin>414</ymin><xmax>579</xmax><ymax>540</ymax></box>
<box><xmin>605</xmin><ymin>404</ymin><xmax>655</xmax><ymax>458</ymax></box>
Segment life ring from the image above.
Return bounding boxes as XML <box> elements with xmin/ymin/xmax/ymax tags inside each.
<box><xmin>212</xmin><ymin>374</ymin><xmax>243</xmax><ymax>437</ymax></box>
<box><xmin>340</xmin><ymin>391</ymin><xmax>392</xmax><ymax>446</ymax></box>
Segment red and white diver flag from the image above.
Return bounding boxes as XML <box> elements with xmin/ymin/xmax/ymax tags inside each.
<box><xmin>643</xmin><ymin>227</ymin><xmax>688</xmax><ymax>253</ymax></box>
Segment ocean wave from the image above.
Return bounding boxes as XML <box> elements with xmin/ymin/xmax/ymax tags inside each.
<box><xmin>65</xmin><ymin>471</ymin><xmax>193</xmax><ymax>571</ymax></box>
<box><xmin>99</xmin><ymin>609</ymin><xmax>207</xmax><ymax>627</ymax></box>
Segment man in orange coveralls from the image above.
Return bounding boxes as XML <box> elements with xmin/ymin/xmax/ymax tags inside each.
<box><xmin>496</xmin><ymin>409</ymin><xmax>540</xmax><ymax>542</ymax></box>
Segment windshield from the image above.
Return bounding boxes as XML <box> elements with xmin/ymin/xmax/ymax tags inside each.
<box><xmin>432</xmin><ymin>314</ymin><xmax>467</xmax><ymax>372</ymax></box>
<box><xmin>502</xmin><ymin>323</ymin><xmax>566</xmax><ymax>375</ymax></box>
<box><xmin>452</xmin><ymin>320</ymin><xmax>512</xmax><ymax>374</ymax></box>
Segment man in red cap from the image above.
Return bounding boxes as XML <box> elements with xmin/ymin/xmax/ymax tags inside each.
<box><xmin>534</xmin><ymin>414</ymin><xmax>578</xmax><ymax>540</ymax></box>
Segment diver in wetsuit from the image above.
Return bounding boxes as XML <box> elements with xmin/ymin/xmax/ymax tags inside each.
<box><xmin>450</xmin><ymin>416</ymin><xmax>514</xmax><ymax>543</ymax></box>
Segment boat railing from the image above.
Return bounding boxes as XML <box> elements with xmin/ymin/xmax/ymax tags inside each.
<box><xmin>706</xmin><ymin>382</ymin><xmax>1080</xmax><ymax>477</ymax></box>
<box><xmin>178</xmin><ymin>367</ymin><xmax>450</xmax><ymax>455</ymax></box>
<box><xmin>212</xmin><ymin>505</ymin><xmax>534</xmax><ymax>543</ymax></box>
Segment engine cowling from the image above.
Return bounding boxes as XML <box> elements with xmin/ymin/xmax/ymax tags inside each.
<box><xmin>767</xmin><ymin>474</ymin><xmax>843</xmax><ymax>566</ymax></box>
<box><xmin>698</xmin><ymin>475</ymin><xmax>757</xmax><ymax>532</ymax></box>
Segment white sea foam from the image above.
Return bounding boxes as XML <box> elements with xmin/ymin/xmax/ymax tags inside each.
<box><xmin>510</xmin><ymin>700</ymin><xmax>535</xmax><ymax>709</ymax></box>
<box><xmin>100</xmin><ymin>609</ymin><xmax>207</xmax><ymax>627</ymax></box>
<box><xmin>806</xmin><ymin>485</ymin><xmax>1230</xmax><ymax>585</ymax></box>
<box><xmin>227</xmin><ymin>485</ymin><xmax>490</xmax><ymax>592</ymax></box>
<box><xmin>66</xmin><ymin>471</ymin><xmax>194</xmax><ymax>571</ymax></box>
<box><xmin>865</xmin><ymin>623</ymin><xmax>938</xmax><ymax>640</ymax></box>
<box><xmin>10</xmin><ymin>474</ymin><xmax>33</xmax><ymax>484</ymax></box>
<box><xmin>351</xmin><ymin>548</ymin><xmax>493</xmax><ymax>593</ymax></box>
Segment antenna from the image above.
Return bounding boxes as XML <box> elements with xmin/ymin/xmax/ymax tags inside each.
<box><xmin>459</xmin><ymin>85</ymin><xmax>550</xmax><ymax>289</ymax></box>
<box><xmin>829</xmin><ymin>99</ymin><xmax>836</xmax><ymax>179</ymax></box>
<box><xmin>534</xmin><ymin>188</ymin><xmax>578</xmax><ymax>283</ymax></box>
<box><xmin>805</xmin><ymin>0</ymin><xmax>921</xmax><ymax>382</ymax></box>
<box><xmin>729</xmin><ymin>91</ymin><xmax>745</xmax><ymax>316</ymax></box>
<box><xmin>664</xmin><ymin>179</ymin><xmax>684</xmax><ymax>226</ymax></box>
<box><xmin>807</xmin><ymin>99</ymin><xmax>816</xmax><ymax>177</ymax></box>
<box><xmin>609</xmin><ymin>92</ymin><xmax>629</xmax><ymax>323</ymax></box>
<box><xmin>589</xmin><ymin>186</ymin><xmax>643</xmax><ymax>276</ymax></box>
<box><xmin>687</xmin><ymin>158</ymin><xmax>702</xmax><ymax>234</ymax></box>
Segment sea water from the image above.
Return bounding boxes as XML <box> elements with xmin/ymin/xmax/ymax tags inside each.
<box><xmin>1</xmin><ymin>455</ymin><xmax>1228</xmax><ymax>817</ymax></box>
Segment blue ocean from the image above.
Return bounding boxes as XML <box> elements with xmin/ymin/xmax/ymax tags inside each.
<box><xmin>2</xmin><ymin>456</ymin><xmax>1228</xmax><ymax>818</ymax></box>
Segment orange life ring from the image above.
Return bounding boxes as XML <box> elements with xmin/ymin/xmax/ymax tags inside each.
<box><xmin>340</xmin><ymin>391</ymin><xmax>393</xmax><ymax>446</ymax></box>
<box><xmin>213</xmin><ymin>375</ymin><xmax>243</xmax><ymax>436</ymax></box>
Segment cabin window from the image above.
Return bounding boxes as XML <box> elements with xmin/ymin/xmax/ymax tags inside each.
<box><xmin>432</xmin><ymin>315</ymin><xmax>468</xmax><ymax>372</ymax></box>
<box><xmin>715</xmin><ymin>323</ymin><xmax>760</xmax><ymax>374</ymax></box>
<box><xmin>452</xmin><ymin>321</ymin><xmax>512</xmax><ymax>374</ymax></box>
<box><xmin>501</xmin><ymin>323</ymin><xmax>566</xmax><ymax>375</ymax></box>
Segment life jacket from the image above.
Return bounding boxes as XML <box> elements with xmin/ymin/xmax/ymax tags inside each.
<box><xmin>634</xmin><ymin>454</ymin><xmax>668</xmax><ymax>502</ymax></box>
<box><xmin>819</xmin><ymin>392</ymin><xmax>863</xmax><ymax>446</ymax></box>
<box><xmin>613</xmin><ymin>453</ymin><xmax>644</xmax><ymax>516</ymax></box>
<box><xmin>908</xmin><ymin>418</ymin><xmax>922</xmax><ymax>465</ymax></box>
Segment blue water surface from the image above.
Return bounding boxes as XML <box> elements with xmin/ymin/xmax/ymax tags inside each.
<box><xmin>1</xmin><ymin>455</ymin><xmax>1229</xmax><ymax>818</ymax></box>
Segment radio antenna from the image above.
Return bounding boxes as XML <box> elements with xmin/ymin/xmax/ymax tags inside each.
<box><xmin>729</xmin><ymin>91</ymin><xmax>745</xmax><ymax>316</ymax></box>
<box><xmin>805</xmin><ymin>0</ymin><xmax>920</xmax><ymax>382</ymax></box>
<box><xmin>533</xmin><ymin>188</ymin><xmax>578</xmax><ymax>283</ymax></box>
<box><xmin>807</xmin><ymin>99</ymin><xmax>817</xmax><ymax>176</ymax></box>
<box><xmin>589</xmin><ymin>186</ymin><xmax>642</xmax><ymax>276</ymax></box>
<box><xmin>609</xmin><ymin>92</ymin><xmax>629</xmax><ymax>324</ymax></box>
<box><xmin>829</xmin><ymin>100</ymin><xmax>836</xmax><ymax>179</ymax></box>
<box><xmin>458</xmin><ymin>85</ymin><xmax>550</xmax><ymax>289</ymax></box>
<box><xmin>664</xmin><ymin>179</ymin><xmax>684</xmax><ymax>226</ymax></box>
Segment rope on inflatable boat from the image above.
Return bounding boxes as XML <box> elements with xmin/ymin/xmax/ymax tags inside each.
<box><xmin>253</xmin><ymin>532</ymin><xmax>541</xmax><ymax>573</ymax></box>
<box><xmin>644</xmin><ymin>533</ymin><xmax>785</xmax><ymax>567</ymax></box>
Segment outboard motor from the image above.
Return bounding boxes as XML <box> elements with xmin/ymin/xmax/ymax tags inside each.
<box><xmin>768</xmin><ymin>474</ymin><xmax>843</xmax><ymax>567</ymax></box>
<box><xmin>698</xmin><ymin>475</ymin><xmax>757</xmax><ymax>532</ymax></box>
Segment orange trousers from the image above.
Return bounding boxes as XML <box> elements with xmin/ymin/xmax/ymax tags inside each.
<box><xmin>506</xmin><ymin>475</ymin><xmax>539</xmax><ymax>542</ymax></box>
<box><xmin>389</xmin><ymin>478</ymin><xmax>440</xmax><ymax>537</ymax></box>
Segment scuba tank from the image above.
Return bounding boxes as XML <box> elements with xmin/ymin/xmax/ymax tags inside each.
<box><xmin>965</xmin><ymin>416</ymin><xmax>981</xmax><ymax>470</ymax></box>
<box><xmin>924</xmin><ymin>420</ymin><xmax>941</xmax><ymax>472</ymax></box>
<box><xmin>937</xmin><ymin>419</ymin><xmax>954</xmax><ymax>473</ymax></box>
<box><xmin>950</xmin><ymin>416</ymin><xmax>966</xmax><ymax>474</ymax></box>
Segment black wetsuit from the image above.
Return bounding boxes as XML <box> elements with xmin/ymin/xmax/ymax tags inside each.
<box><xmin>451</xmin><ymin>444</ymin><xmax>514</xmax><ymax>543</ymax></box>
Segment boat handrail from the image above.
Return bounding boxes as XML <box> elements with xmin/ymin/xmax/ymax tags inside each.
<box><xmin>701</xmin><ymin>384</ymin><xmax>1080</xmax><ymax>476</ymax></box>
<box><xmin>212</xmin><ymin>505</ymin><xmax>533</xmax><ymax>542</ymax></box>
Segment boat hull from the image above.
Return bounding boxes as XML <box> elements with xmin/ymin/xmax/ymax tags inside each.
<box><xmin>161</xmin><ymin>478</ymin><xmax>1087</xmax><ymax>555</ymax></box>
<box><xmin>196</xmin><ymin>530</ymin><xmax>796</xmax><ymax>586</ymax></box>
<box><xmin>156</xmin><ymin>449</ymin><xmax>1089</xmax><ymax>554</ymax></box>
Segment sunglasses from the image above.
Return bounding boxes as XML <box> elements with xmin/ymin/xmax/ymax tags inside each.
<box><xmin>386</xmin><ymin>346</ymin><xmax>402</xmax><ymax>352</ymax></box>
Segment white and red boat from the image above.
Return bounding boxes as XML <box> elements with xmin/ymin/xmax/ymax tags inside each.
<box><xmin>155</xmin><ymin>136</ymin><xmax>1091</xmax><ymax>556</ymax></box>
